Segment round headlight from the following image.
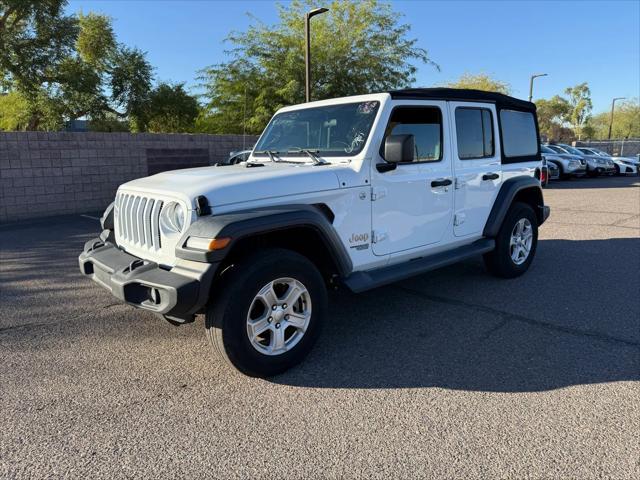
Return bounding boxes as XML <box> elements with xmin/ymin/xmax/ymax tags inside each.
<box><xmin>161</xmin><ymin>202</ymin><xmax>185</xmax><ymax>233</ymax></box>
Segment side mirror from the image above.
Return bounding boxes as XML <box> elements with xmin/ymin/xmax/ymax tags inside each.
<box><xmin>384</xmin><ymin>134</ymin><xmax>415</xmax><ymax>163</ymax></box>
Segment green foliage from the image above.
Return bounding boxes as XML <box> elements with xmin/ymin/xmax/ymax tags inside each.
<box><xmin>585</xmin><ymin>100</ymin><xmax>640</xmax><ymax>140</ymax></box>
<box><xmin>198</xmin><ymin>0</ymin><xmax>436</xmax><ymax>134</ymax></box>
<box><xmin>76</xmin><ymin>12</ymin><xmax>116</xmax><ymax>69</ymax></box>
<box><xmin>0</xmin><ymin>0</ymin><xmax>154</xmax><ymax>131</ymax></box>
<box><xmin>145</xmin><ymin>83</ymin><xmax>199</xmax><ymax>133</ymax></box>
<box><xmin>445</xmin><ymin>73</ymin><xmax>511</xmax><ymax>95</ymax></box>
<box><xmin>535</xmin><ymin>95</ymin><xmax>571</xmax><ymax>141</ymax></box>
<box><xmin>0</xmin><ymin>91</ymin><xmax>30</xmax><ymax>130</ymax></box>
<box><xmin>110</xmin><ymin>46</ymin><xmax>153</xmax><ymax>131</ymax></box>
<box><xmin>563</xmin><ymin>82</ymin><xmax>592</xmax><ymax>140</ymax></box>
<box><xmin>0</xmin><ymin>1</ymin><xmax>78</xmax><ymax>94</ymax></box>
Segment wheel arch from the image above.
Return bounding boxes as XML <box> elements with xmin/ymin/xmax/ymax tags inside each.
<box><xmin>483</xmin><ymin>177</ymin><xmax>547</xmax><ymax>237</ymax></box>
<box><xmin>176</xmin><ymin>204</ymin><xmax>352</xmax><ymax>285</ymax></box>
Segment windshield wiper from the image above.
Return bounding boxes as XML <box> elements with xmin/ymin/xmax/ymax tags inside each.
<box><xmin>287</xmin><ymin>148</ymin><xmax>329</xmax><ymax>165</ymax></box>
<box><xmin>253</xmin><ymin>150</ymin><xmax>281</xmax><ymax>162</ymax></box>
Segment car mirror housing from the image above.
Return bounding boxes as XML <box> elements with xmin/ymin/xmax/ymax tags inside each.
<box><xmin>384</xmin><ymin>134</ymin><xmax>415</xmax><ymax>163</ymax></box>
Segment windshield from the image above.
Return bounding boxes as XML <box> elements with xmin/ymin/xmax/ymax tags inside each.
<box><xmin>540</xmin><ymin>145</ymin><xmax>555</xmax><ymax>154</ymax></box>
<box><xmin>548</xmin><ymin>145</ymin><xmax>567</xmax><ymax>154</ymax></box>
<box><xmin>254</xmin><ymin>101</ymin><xmax>380</xmax><ymax>158</ymax></box>
<box><xmin>561</xmin><ymin>145</ymin><xmax>583</xmax><ymax>155</ymax></box>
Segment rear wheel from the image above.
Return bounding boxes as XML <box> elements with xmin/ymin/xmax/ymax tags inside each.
<box><xmin>484</xmin><ymin>202</ymin><xmax>538</xmax><ymax>278</ymax></box>
<box><xmin>205</xmin><ymin>248</ymin><xmax>327</xmax><ymax>377</ymax></box>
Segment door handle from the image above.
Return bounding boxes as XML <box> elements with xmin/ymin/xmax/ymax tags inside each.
<box><xmin>482</xmin><ymin>172</ymin><xmax>500</xmax><ymax>181</ymax></box>
<box><xmin>431</xmin><ymin>178</ymin><xmax>452</xmax><ymax>187</ymax></box>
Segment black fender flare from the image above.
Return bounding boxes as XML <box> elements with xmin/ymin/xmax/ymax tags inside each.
<box><xmin>483</xmin><ymin>177</ymin><xmax>547</xmax><ymax>237</ymax></box>
<box><xmin>175</xmin><ymin>204</ymin><xmax>353</xmax><ymax>276</ymax></box>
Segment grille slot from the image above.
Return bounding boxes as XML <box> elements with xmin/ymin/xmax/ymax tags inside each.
<box><xmin>115</xmin><ymin>193</ymin><xmax>164</xmax><ymax>252</ymax></box>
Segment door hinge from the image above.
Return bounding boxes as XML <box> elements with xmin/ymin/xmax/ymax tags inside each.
<box><xmin>371</xmin><ymin>187</ymin><xmax>387</xmax><ymax>201</ymax></box>
<box><xmin>454</xmin><ymin>213</ymin><xmax>466</xmax><ymax>226</ymax></box>
<box><xmin>371</xmin><ymin>230</ymin><xmax>387</xmax><ymax>243</ymax></box>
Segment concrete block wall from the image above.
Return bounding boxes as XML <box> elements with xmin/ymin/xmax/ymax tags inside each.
<box><xmin>0</xmin><ymin>132</ymin><xmax>257</xmax><ymax>223</ymax></box>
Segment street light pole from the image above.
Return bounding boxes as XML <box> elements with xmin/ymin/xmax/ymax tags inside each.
<box><xmin>607</xmin><ymin>97</ymin><xmax>626</xmax><ymax>140</ymax></box>
<box><xmin>305</xmin><ymin>7</ymin><xmax>328</xmax><ymax>103</ymax></box>
<box><xmin>528</xmin><ymin>73</ymin><xmax>548</xmax><ymax>102</ymax></box>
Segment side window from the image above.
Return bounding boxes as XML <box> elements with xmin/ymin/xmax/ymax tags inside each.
<box><xmin>455</xmin><ymin>107</ymin><xmax>494</xmax><ymax>159</ymax></box>
<box><xmin>381</xmin><ymin>107</ymin><xmax>442</xmax><ymax>163</ymax></box>
<box><xmin>500</xmin><ymin>110</ymin><xmax>538</xmax><ymax>157</ymax></box>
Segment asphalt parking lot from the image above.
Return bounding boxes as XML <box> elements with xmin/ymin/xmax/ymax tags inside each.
<box><xmin>1</xmin><ymin>175</ymin><xmax>639</xmax><ymax>479</ymax></box>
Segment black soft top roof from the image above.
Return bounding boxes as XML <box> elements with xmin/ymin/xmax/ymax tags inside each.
<box><xmin>388</xmin><ymin>88</ymin><xmax>535</xmax><ymax>111</ymax></box>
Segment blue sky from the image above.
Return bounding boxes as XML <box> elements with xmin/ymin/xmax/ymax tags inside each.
<box><xmin>66</xmin><ymin>0</ymin><xmax>640</xmax><ymax>113</ymax></box>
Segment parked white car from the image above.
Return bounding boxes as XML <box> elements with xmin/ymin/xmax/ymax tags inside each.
<box><xmin>80</xmin><ymin>88</ymin><xmax>549</xmax><ymax>376</ymax></box>
<box><xmin>576</xmin><ymin>147</ymin><xmax>638</xmax><ymax>176</ymax></box>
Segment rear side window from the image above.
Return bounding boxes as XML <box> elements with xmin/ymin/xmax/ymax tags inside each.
<box><xmin>500</xmin><ymin>110</ymin><xmax>538</xmax><ymax>157</ymax></box>
<box><xmin>382</xmin><ymin>106</ymin><xmax>442</xmax><ymax>162</ymax></box>
<box><xmin>455</xmin><ymin>108</ymin><xmax>494</xmax><ymax>159</ymax></box>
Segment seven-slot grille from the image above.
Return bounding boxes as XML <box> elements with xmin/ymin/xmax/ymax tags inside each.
<box><xmin>115</xmin><ymin>192</ymin><xmax>164</xmax><ymax>251</ymax></box>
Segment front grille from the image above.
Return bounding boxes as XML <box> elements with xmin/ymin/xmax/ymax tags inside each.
<box><xmin>115</xmin><ymin>192</ymin><xmax>164</xmax><ymax>251</ymax></box>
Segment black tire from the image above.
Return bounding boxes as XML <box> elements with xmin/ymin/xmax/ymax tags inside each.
<box><xmin>483</xmin><ymin>202</ymin><xmax>538</xmax><ymax>279</ymax></box>
<box><xmin>614</xmin><ymin>165</ymin><xmax>620</xmax><ymax>176</ymax></box>
<box><xmin>557</xmin><ymin>164</ymin><xmax>570</xmax><ymax>180</ymax></box>
<box><xmin>205</xmin><ymin>248</ymin><xmax>327</xmax><ymax>377</ymax></box>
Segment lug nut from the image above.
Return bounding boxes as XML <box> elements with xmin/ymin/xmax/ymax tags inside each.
<box><xmin>285</xmin><ymin>314</ymin><xmax>290</xmax><ymax>320</ymax></box>
<box><xmin>282</xmin><ymin>304</ymin><xmax>287</xmax><ymax>309</ymax></box>
<box><xmin>268</xmin><ymin>317</ymin><xmax>273</xmax><ymax>323</ymax></box>
<box><xmin>275</xmin><ymin>323</ymin><xmax>281</xmax><ymax>329</ymax></box>
<box><xmin>272</xmin><ymin>305</ymin><xmax>277</xmax><ymax>310</ymax></box>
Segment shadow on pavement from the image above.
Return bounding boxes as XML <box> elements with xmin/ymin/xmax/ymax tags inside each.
<box><xmin>546</xmin><ymin>175</ymin><xmax>639</xmax><ymax>190</ymax></box>
<box><xmin>2</xmin><ymin>218</ymin><xmax>639</xmax><ymax>393</ymax></box>
<box><xmin>271</xmin><ymin>237</ymin><xmax>640</xmax><ymax>392</ymax></box>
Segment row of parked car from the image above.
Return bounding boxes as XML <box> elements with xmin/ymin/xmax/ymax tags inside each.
<box><xmin>540</xmin><ymin>143</ymin><xmax>639</xmax><ymax>186</ymax></box>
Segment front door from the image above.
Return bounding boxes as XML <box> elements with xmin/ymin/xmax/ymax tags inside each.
<box><xmin>371</xmin><ymin>102</ymin><xmax>453</xmax><ymax>256</ymax></box>
<box><xmin>449</xmin><ymin>102</ymin><xmax>502</xmax><ymax>237</ymax></box>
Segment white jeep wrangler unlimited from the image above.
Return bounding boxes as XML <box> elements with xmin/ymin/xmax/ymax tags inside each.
<box><xmin>80</xmin><ymin>88</ymin><xmax>550</xmax><ymax>377</ymax></box>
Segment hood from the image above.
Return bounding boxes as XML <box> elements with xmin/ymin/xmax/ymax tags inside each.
<box><xmin>118</xmin><ymin>161</ymin><xmax>345</xmax><ymax>209</ymax></box>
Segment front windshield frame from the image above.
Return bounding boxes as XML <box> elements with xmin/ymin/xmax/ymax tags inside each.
<box><xmin>253</xmin><ymin>101</ymin><xmax>381</xmax><ymax>158</ymax></box>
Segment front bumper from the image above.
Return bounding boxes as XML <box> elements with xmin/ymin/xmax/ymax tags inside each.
<box><xmin>566</xmin><ymin>164</ymin><xmax>586</xmax><ymax>175</ymax></box>
<box><xmin>78</xmin><ymin>238</ymin><xmax>216</xmax><ymax>322</ymax></box>
<box><xmin>540</xmin><ymin>205</ymin><xmax>551</xmax><ymax>224</ymax></box>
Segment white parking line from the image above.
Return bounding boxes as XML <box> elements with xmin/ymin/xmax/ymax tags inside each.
<box><xmin>80</xmin><ymin>214</ymin><xmax>101</xmax><ymax>221</ymax></box>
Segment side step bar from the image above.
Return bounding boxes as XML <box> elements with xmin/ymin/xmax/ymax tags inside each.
<box><xmin>343</xmin><ymin>238</ymin><xmax>495</xmax><ymax>293</ymax></box>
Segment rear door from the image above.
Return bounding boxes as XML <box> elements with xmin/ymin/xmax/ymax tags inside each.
<box><xmin>449</xmin><ymin>102</ymin><xmax>502</xmax><ymax>237</ymax></box>
<box><xmin>370</xmin><ymin>102</ymin><xmax>454</xmax><ymax>256</ymax></box>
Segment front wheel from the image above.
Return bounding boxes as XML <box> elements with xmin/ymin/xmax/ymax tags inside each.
<box><xmin>205</xmin><ymin>248</ymin><xmax>327</xmax><ymax>377</ymax></box>
<box><xmin>484</xmin><ymin>202</ymin><xmax>538</xmax><ymax>278</ymax></box>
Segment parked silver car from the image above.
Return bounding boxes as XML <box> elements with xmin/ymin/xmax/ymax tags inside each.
<box><xmin>541</xmin><ymin>145</ymin><xmax>585</xmax><ymax>179</ymax></box>
<box><xmin>554</xmin><ymin>143</ymin><xmax>615</xmax><ymax>176</ymax></box>
<box><xmin>576</xmin><ymin>147</ymin><xmax>639</xmax><ymax>176</ymax></box>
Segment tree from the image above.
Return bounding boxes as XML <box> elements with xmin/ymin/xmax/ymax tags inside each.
<box><xmin>535</xmin><ymin>95</ymin><xmax>571</xmax><ymax>141</ymax></box>
<box><xmin>564</xmin><ymin>82</ymin><xmax>592</xmax><ymax>140</ymax></box>
<box><xmin>110</xmin><ymin>46</ymin><xmax>153</xmax><ymax>131</ymax></box>
<box><xmin>145</xmin><ymin>83</ymin><xmax>199</xmax><ymax>133</ymax></box>
<box><xmin>0</xmin><ymin>1</ymin><xmax>154</xmax><ymax>131</ymax></box>
<box><xmin>445</xmin><ymin>73</ymin><xmax>511</xmax><ymax>95</ymax></box>
<box><xmin>586</xmin><ymin>100</ymin><xmax>640</xmax><ymax>140</ymax></box>
<box><xmin>198</xmin><ymin>0</ymin><xmax>437</xmax><ymax>134</ymax></box>
<box><xmin>0</xmin><ymin>91</ymin><xmax>30</xmax><ymax>130</ymax></box>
